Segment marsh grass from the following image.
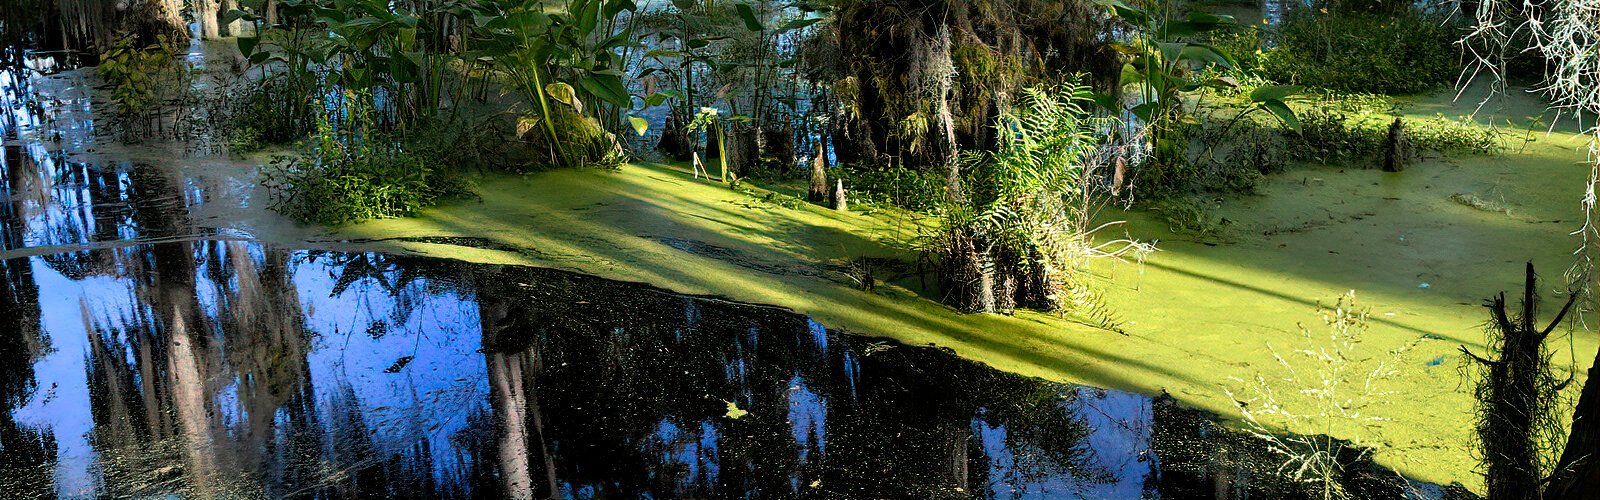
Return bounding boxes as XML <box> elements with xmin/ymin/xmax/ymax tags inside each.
<box><xmin>1226</xmin><ymin>291</ymin><xmax>1419</xmax><ymax>500</ymax></box>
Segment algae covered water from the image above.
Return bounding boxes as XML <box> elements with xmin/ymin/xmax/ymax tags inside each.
<box><xmin>0</xmin><ymin>240</ymin><xmax>1445</xmax><ymax>498</ymax></box>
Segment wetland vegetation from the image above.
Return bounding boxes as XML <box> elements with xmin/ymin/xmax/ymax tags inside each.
<box><xmin>0</xmin><ymin>0</ymin><xmax>1598</xmax><ymax>498</ymax></box>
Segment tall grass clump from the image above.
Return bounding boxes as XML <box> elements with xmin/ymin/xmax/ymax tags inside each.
<box><xmin>1226</xmin><ymin>291</ymin><xmax>1418</xmax><ymax>500</ymax></box>
<box><xmin>934</xmin><ymin>82</ymin><xmax>1148</xmax><ymax>325</ymax></box>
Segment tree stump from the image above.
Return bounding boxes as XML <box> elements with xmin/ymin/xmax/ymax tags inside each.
<box><xmin>1382</xmin><ymin>118</ymin><xmax>1408</xmax><ymax>172</ymax></box>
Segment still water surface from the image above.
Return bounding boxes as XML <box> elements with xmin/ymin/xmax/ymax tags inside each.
<box><xmin>0</xmin><ymin>240</ymin><xmax>1446</xmax><ymax>499</ymax></box>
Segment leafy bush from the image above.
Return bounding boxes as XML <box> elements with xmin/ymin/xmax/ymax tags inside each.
<box><xmin>225</xmin><ymin>76</ymin><xmax>319</xmax><ymax>151</ymax></box>
<box><xmin>1261</xmin><ymin>10</ymin><xmax>1459</xmax><ymax>95</ymax></box>
<box><xmin>936</xmin><ymin>83</ymin><xmax>1148</xmax><ymax>319</ymax></box>
<box><xmin>831</xmin><ymin>163</ymin><xmax>947</xmax><ymax>212</ymax></box>
<box><xmin>1290</xmin><ymin>108</ymin><xmax>1500</xmax><ymax>163</ymax></box>
<box><xmin>1131</xmin><ymin>118</ymin><xmax>1286</xmax><ymax>198</ymax></box>
<box><xmin>262</xmin><ymin>120</ymin><xmax>472</xmax><ymax>225</ymax></box>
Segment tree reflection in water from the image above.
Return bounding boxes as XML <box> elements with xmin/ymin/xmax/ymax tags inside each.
<box><xmin>0</xmin><ymin>244</ymin><xmax>1440</xmax><ymax>499</ymax></box>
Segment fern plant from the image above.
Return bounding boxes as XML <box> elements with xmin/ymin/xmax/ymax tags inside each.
<box><xmin>936</xmin><ymin>82</ymin><xmax>1149</xmax><ymax>320</ymax></box>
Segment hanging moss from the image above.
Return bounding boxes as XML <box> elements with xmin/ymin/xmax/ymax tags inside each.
<box><xmin>805</xmin><ymin>0</ymin><xmax>1118</xmax><ymax>170</ymax></box>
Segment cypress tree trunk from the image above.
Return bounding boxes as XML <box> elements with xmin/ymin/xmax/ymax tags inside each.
<box><xmin>195</xmin><ymin>0</ymin><xmax>220</xmax><ymax>40</ymax></box>
<box><xmin>1549</xmin><ymin>345</ymin><xmax>1600</xmax><ymax>497</ymax></box>
<box><xmin>219</xmin><ymin>0</ymin><xmax>242</xmax><ymax>37</ymax></box>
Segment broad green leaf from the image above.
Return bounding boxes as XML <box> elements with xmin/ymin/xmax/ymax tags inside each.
<box><xmin>236</xmin><ymin>36</ymin><xmax>260</xmax><ymax>56</ymax></box>
<box><xmin>735</xmin><ymin>3</ymin><xmax>764</xmax><ymax>31</ymax></box>
<box><xmin>1119</xmin><ymin>63</ymin><xmax>1142</xmax><ymax>86</ymax></box>
<box><xmin>1263</xmin><ymin>100</ymin><xmax>1300</xmax><ymax>132</ymax></box>
<box><xmin>1088</xmin><ymin>92</ymin><xmax>1120</xmax><ymax>112</ymax></box>
<box><xmin>578</xmin><ymin>73</ymin><xmax>631</xmax><ymax>107</ymax></box>
<box><xmin>222</xmin><ymin>9</ymin><xmax>255</xmax><ymax>24</ymax></box>
<box><xmin>545</xmin><ymin>82</ymin><xmax>583</xmax><ymax>113</ymax></box>
<box><xmin>1249</xmin><ymin>84</ymin><xmax>1304</xmax><ymax>103</ymax></box>
<box><xmin>1131</xmin><ymin>101</ymin><xmax>1160</xmax><ymax>121</ymax></box>
<box><xmin>1158</xmin><ymin>42</ymin><xmax>1185</xmax><ymax>66</ymax></box>
<box><xmin>604</xmin><ymin>0</ymin><xmax>638</xmax><ymax>19</ymax></box>
<box><xmin>629</xmin><ymin>116</ymin><xmax>649</xmax><ymax>136</ymax></box>
<box><xmin>1180</xmin><ymin>44</ymin><xmax>1233</xmax><ymax>69</ymax></box>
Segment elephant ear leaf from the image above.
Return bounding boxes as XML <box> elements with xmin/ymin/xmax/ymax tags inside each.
<box><xmin>735</xmin><ymin>3</ymin><xmax>764</xmax><ymax>31</ymax></box>
<box><xmin>1250</xmin><ymin>84</ymin><xmax>1303</xmax><ymax>103</ymax></box>
<box><xmin>545</xmin><ymin>82</ymin><xmax>583</xmax><ymax>114</ymax></box>
<box><xmin>1262</xmin><ymin>99</ymin><xmax>1299</xmax><ymax>132</ymax></box>
<box><xmin>578</xmin><ymin>73</ymin><xmax>631</xmax><ymax>108</ymax></box>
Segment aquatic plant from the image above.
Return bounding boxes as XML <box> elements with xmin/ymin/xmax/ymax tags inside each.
<box><xmin>935</xmin><ymin>83</ymin><xmax>1149</xmax><ymax>321</ymax></box>
<box><xmin>261</xmin><ymin>107</ymin><xmax>472</xmax><ymax>225</ymax></box>
<box><xmin>1100</xmin><ymin>0</ymin><xmax>1302</xmax><ymax>198</ymax></box>
<box><xmin>829</xmin><ymin>163</ymin><xmax>947</xmax><ymax>213</ymax></box>
<box><xmin>1226</xmin><ymin>291</ymin><xmax>1418</xmax><ymax>500</ymax></box>
<box><xmin>1289</xmin><ymin>108</ymin><xmax>1501</xmax><ymax>165</ymax></box>
<box><xmin>463</xmin><ymin>0</ymin><xmax>646</xmax><ymax>167</ymax></box>
<box><xmin>96</xmin><ymin>32</ymin><xmax>192</xmax><ymax>141</ymax></box>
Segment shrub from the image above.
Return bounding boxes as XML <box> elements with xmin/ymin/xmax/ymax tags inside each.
<box><xmin>1131</xmin><ymin>117</ymin><xmax>1287</xmax><ymax>198</ymax></box>
<box><xmin>831</xmin><ymin>163</ymin><xmax>947</xmax><ymax>212</ymax></box>
<box><xmin>226</xmin><ymin>76</ymin><xmax>319</xmax><ymax>150</ymax></box>
<box><xmin>935</xmin><ymin>83</ymin><xmax>1148</xmax><ymax>321</ymax></box>
<box><xmin>1261</xmin><ymin>10</ymin><xmax>1460</xmax><ymax>95</ymax></box>
<box><xmin>262</xmin><ymin>120</ymin><xmax>472</xmax><ymax>225</ymax></box>
<box><xmin>1289</xmin><ymin>108</ymin><xmax>1500</xmax><ymax>163</ymax></box>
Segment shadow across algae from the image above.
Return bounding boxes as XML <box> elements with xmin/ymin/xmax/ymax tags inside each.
<box><xmin>0</xmin><ymin>240</ymin><xmax>1457</xmax><ymax>498</ymax></box>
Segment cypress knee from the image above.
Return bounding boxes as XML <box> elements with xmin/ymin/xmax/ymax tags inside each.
<box><xmin>1383</xmin><ymin>118</ymin><xmax>1407</xmax><ymax>172</ymax></box>
<box><xmin>832</xmin><ymin>180</ymin><xmax>847</xmax><ymax>211</ymax></box>
<box><xmin>808</xmin><ymin>142</ymin><xmax>829</xmax><ymax>203</ymax></box>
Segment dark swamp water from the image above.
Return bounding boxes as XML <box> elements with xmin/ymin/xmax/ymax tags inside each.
<box><xmin>0</xmin><ymin>241</ymin><xmax>1460</xmax><ymax>499</ymax></box>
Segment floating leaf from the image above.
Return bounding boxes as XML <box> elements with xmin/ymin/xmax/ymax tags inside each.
<box><xmin>629</xmin><ymin>116</ymin><xmax>649</xmax><ymax>136</ymax></box>
<box><xmin>724</xmin><ymin>400</ymin><xmax>748</xmax><ymax>419</ymax></box>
